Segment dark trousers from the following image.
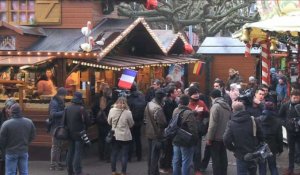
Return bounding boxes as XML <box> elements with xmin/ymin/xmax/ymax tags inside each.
<box><xmin>66</xmin><ymin>140</ymin><xmax>84</xmax><ymax>174</ymax></box>
<box><xmin>98</xmin><ymin>127</ymin><xmax>111</xmax><ymax>161</ymax></box>
<box><xmin>111</xmin><ymin>140</ymin><xmax>130</xmax><ymax>174</ymax></box>
<box><xmin>160</xmin><ymin>138</ymin><xmax>173</xmax><ymax>169</ymax></box>
<box><xmin>258</xmin><ymin>155</ymin><xmax>278</xmax><ymax>175</ymax></box>
<box><xmin>210</xmin><ymin>141</ymin><xmax>228</xmax><ymax>175</ymax></box>
<box><xmin>200</xmin><ymin>144</ymin><xmax>211</xmax><ymax>170</ymax></box>
<box><xmin>287</xmin><ymin>132</ymin><xmax>300</xmax><ymax>172</ymax></box>
<box><xmin>0</xmin><ymin>160</ymin><xmax>4</xmax><ymax>175</ymax></box>
<box><xmin>129</xmin><ymin>125</ymin><xmax>142</xmax><ymax>161</ymax></box>
<box><xmin>193</xmin><ymin>138</ymin><xmax>202</xmax><ymax>171</ymax></box>
<box><xmin>236</xmin><ymin>158</ymin><xmax>257</xmax><ymax>175</ymax></box>
<box><xmin>148</xmin><ymin>139</ymin><xmax>163</xmax><ymax>175</ymax></box>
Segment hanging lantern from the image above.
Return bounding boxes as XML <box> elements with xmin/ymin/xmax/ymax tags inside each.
<box><xmin>145</xmin><ymin>0</ymin><xmax>158</xmax><ymax>10</ymax></box>
<box><xmin>184</xmin><ymin>44</ymin><xmax>193</xmax><ymax>54</ymax></box>
<box><xmin>270</xmin><ymin>39</ymin><xmax>278</xmax><ymax>51</ymax></box>
<box><xmin>240</xmin><ymin>29</ymin><xmax>250</xmax><ymax>42</ymax></box>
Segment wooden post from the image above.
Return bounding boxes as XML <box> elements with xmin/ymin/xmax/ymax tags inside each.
<box><xmin>18</xmin><ymin>85</ymin><xmax>25</xmax><ymax>111</ymax></box>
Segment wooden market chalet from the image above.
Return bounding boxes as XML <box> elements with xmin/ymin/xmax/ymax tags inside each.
<box><xmin>0</xmin><ymin>0</ymin><xmax>197</xmax><ymax>160</ymax></box>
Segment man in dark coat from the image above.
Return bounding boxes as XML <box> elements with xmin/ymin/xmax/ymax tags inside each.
<box><xmin>0</xmin><ymin>103</ymin><xmax>36</xmax><ymax>175</ymax></box>
<box><xmin>160</xmin><ymin>86</ymin><xmax>178</xmax><ymax>173</ymax></box>
<box><xmin>145</xmin><ymin>79</ymin><xmax>161</xmax><ymax>102</ymax></box>
<box><xmin>257</xmin><ymin>101</ymin><xmax>283</xmax><ymax>175</ymax></box>
<box><xmin>49</xmin><ymin>87</ymin><xmax>67</xmax><ymax>171</ymax></box>
<box><xmin>127</xmin><ymin>83</ymin><xmax>147</xmax><ymax>161</ymax></box>
<box><xmin>246</xmin><ymin>88</ymin><xmax>265</xmax><ymax>118</ymax></box>
<box><xmin>65</xmin><ymin>92</ymin><xmax>91</xmax><ymax>175</ymax></box>
<box><xmin>279</xmin><ymin>89</ymin><xmax>300</xmax><ymax>175</ymax></box>
<box><xmin>224</xmin><ymin>101</ymin><xmax>264</xmax><ymax>175</ymax></box>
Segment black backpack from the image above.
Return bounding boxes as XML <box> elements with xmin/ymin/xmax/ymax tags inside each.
<box><xmin>164</xmin><ymin>109</ymin><xmax>186</xmax><ymax>139</ymax></box>
<box><xmin>128</xmin><ymin>92</ymin><xmax>147</xmax><ymax>124</ymax></box>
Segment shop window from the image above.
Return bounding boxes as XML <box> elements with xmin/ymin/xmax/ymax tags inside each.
<box><xmin>0</xmin><ymin>0</ymin><xmax>61</xmax><ymax>25</ymax></box>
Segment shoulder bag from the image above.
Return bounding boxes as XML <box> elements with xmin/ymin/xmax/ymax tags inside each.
<box><xmin>53</xmin><ymin>108</ymin><xmax>69</xmax><ymax>140</ymax></box>
<box><xmin>105</xmin><ymin>110</ymin><xmax>124</xmax><ymax>143</ymax></box>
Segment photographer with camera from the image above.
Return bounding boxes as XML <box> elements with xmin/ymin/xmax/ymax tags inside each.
<box><xmin>257</xmin><ymin>101</ymin><xmax>283</xmax><ymax>175</ymax></box>
<box><xmin>65</xmin><ymin>92</ymin><xmax>91</xmax><ymax>175</ymax></box>
<box><xmin>279</xmin><ymin>89</ymin><xmax>300</xmax><ymax>175</ymax></box>
<box><xmin>223</xmin><ymin>101</ymin><xmax>264</xmax><ymax>175</ymax></box>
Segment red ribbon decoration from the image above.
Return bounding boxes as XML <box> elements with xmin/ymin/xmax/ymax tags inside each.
<box><xmin>145</xmin><ymin>0</ymin><xmax>158</xmax><ymax>10</ymax></box>
<box><xmin>184</xmin><ymin>44</ymin><xmax>193</xmax><ymax>54</ymax></box>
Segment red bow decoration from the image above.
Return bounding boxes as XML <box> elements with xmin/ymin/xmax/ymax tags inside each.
<box><xmin>145</xmin><ymin>0</ymin><xmax>158</xmax><ymax>10</ymax></box>
<box><xmin>184</xmin><ymin>44</ymin><xmax>193</xmax><ymax>54</ymax></box>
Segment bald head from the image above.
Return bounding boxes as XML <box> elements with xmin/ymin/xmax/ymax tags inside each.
<box><xmin>232</xmin><ymin>101</ymin><xmax>245</xmax><ymax>112</ymax></box>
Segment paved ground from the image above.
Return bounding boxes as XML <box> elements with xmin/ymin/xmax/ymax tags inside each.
<box><xmin>28</xmin><ymin>144</ymin><xmax>300</xmax><ymax>175</ymax></box>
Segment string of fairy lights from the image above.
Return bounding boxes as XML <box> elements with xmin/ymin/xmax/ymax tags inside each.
<box><xmin>72</xmin><ymin>60</ymin><xmax>199</xmax><ymax>71</ymax></box>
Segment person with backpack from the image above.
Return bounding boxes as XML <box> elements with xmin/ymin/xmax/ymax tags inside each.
<box><xmin>257</xmin><ymin>101</ymin><xmax>283</xmax><ymax>175</ymax></box>
<box><xmin>145</xmin><ymin>89</ymin><xmax>167</xmax><ymax>175</ymax></box>
<box><xmin>172</xmin><ymin>95</ymin><xmax>198</xmax><ymax>175</ymax></box>
<box><xmin>127</xmin><ymin>83</ymin><xmax>147</xmax><ymax>161</ymax></box>
<box><xmin>48</xmin><ymin>87</ymin><xmax>67</xmax><ymax>171</ymax></box>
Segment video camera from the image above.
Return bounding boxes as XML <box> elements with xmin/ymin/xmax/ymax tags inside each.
<box><xmin>237</xmin><ymin>88</ymin><xmax>254</xmax><ymax>105</ymax></box>
<box><xmin>115</xmin><ymin>89</ymin><xmax>131</xmax><ymax>97</ymax></box>
<box><xmin>244</xmin><ymin>143</ymin><xmax>273</xmax><ymax>162</ymax></box>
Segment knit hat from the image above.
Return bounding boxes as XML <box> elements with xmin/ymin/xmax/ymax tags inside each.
<box><xmin>4</xmin><ymin>98</ymin><xmax>17</xmax><ymax>109</ymax></box>
<box><xmin>10</xmin><ymin>103</ymin><xmax>21</xmax><ymax>115</ymax></box>
<box><xmin>210</xmin><ymin>89</ymin><xmax>222</xmax><ymax>99</ymax></box>
<box><xmin>270</xmin><ymin>68</ymin><xmax>276</xmax><ymax>74</ymax></box>
<box><xmin>71</xmin><ymin>92</ymin><xmax>83</xmax><ymax>104</ymax></box>
<box><xmin>188</xmin><ymin>86</ymin><xmax>200</xmax><ymax>96</ymax></box>
<box><xmin>56</xmin><ymin>87</ymin><xmax>67</xmax><ymax>96</ymax></box>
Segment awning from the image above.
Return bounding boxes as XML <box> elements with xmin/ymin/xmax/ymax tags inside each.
<box><xmin>76</xmin><ymin>55</ymin><xmax>199</xmax><ymax>68</ymax></box>
<box><xmin>0</xmin><ymin>56</ymin><xmax>55</xmax><ymax>66</ymax></box>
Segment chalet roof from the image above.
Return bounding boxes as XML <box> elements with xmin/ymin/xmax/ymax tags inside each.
<box><xmin>29</xmin><ymin>18</ymin><xmax>167</xmax><ymax>57</ymax></box>
<box><xmin>153</xmin><ymin>30</ymin><xmax>189</xmax><ymax>54</ymax></box>
<box><xmin>0</xmin><ymin>21</ymin><xmax>46</xmax><ymax>36</ymax></box>
<box><xmin>197</xmin><ymin>37</ymin><xmax>260</xmax><ymax>54</ymax></box>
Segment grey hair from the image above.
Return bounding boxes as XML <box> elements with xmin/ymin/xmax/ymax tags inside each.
<box><xmin>232</xmin><ymin>101</ymin><xmax>245</xmax><ymax>112</ymax></box>
<box><xmin>230</xmin><ymin>83</ymin><xmax>241</xmax><ymax>91</ymax></box>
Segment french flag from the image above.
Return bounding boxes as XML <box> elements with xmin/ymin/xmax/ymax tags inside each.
<box><xmin>118</xmin><ymin>69</ymin><xmax>137</xmax><ymax>89</ymax></box>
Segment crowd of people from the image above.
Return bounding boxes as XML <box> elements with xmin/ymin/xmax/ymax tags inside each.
<box><xmin>0</xmin><ymin>67</ymin><xmax>300</xmax><ymax>175</ymax></box>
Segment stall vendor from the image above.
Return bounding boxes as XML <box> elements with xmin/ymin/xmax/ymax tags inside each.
<box><xmin>37</xmin><ymin>70</ymin><xmax>56</xmax><ymax>96</ymax></box>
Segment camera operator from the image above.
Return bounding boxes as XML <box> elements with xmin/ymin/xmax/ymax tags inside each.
<box><xmin>278</xmin><ymin>89</ymin><xmax>300</xmax><ymax>175</ymax></box>
<box><xmin>245</xmin><ymin>87</ymin><xmax>265</xmax><ymax>118</ymax></box>
<box><xmin>65</xmin><ymin>92</ymin><xmax>91</xmax><ymax>175</ymax></box>
<box><xmin>223</xmin><ymin>101</ymin><xmax>264</xmax><ymax>175</ymax></box>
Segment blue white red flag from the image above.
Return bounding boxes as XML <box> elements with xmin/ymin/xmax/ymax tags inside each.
<box><xmin>118</xmin><ymin>69</ymin><xmax>137</xmax><ymax>89</ymax></box>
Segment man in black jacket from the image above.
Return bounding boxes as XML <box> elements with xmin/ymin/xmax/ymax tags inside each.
<box><xmin>160</xmin><ymin>86</ymin><xmax>178</xmax><ymax>173</ymax></box>
<box><xmin>224</xmin><ymin>101</ymin><xmax>264</xmax><ymax>175</ymax></box>
<box><xmin>49</xmin><ymin>87</ymin><xmax>67</xmax><ymax>171</ymax></box>
<box><xmin>279</xmin><ymin>89</ymin><xmax>300</xmax><ymax>175</ymax></box>
<box><xmin>65</xmin><ymin>92</ymin><xmax>91</xmax><ymax>175</ymax></box>
<box><xmin>127</xmin><ymin>83</ymin><xmax>147</xmax><ymax>161</ymax></box>
<box><xmin>257</xmin><ymin>101</ymin><xmax>283</xmax><ymax>175</ymax></box>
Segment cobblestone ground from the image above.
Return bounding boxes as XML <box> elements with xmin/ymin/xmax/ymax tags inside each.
<box><xmin>29</xmin><ymin>144</ymin><xmax>300</xmax><ymax>175</ymax></box>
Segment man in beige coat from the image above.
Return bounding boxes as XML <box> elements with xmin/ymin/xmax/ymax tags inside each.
<box><xmin>144</xmin><ymin>89</ymin><xmax>167</xmax><ymax>175</ymax></box>
<box><xmin>207</xmin><ymin>89</ymin><xmax>231</xmax><ymax>175</ymax></box>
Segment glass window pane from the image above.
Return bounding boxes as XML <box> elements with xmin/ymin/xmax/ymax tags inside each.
<box><xmin>20</xmin><ymin>12</ymin><xmax>26</xmax><ymax>22</ymax></box>
<box><xmin>28</xmin><ymin>0</ymin><xmax>34</xmax><ymax>11</ymax></box>
<box><xmin>0</xmin><ymin>0</ymin><xmax>6</xmax><ymax>11</ymax></box>
<box><xmin>0</xmin><ymin>12</ymin><xmax>7</xmax><ymax>21</ymax></box>
<box><xmin>12</xmin><ymin>12</ymin><xmax>18</xmax><ymax>22</ymax></box>
<box><xmin>12</xmin><ymin>0</ymin><xmax>19</xmax><ymax>11</ymax></box>
<box><xmin>20</xmin><ymin>0</ymin><xmax>26</xmax><ymax>11</ymax></box>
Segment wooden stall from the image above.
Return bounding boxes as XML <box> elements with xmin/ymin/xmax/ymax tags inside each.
<box><xmin>196</xmin><ymin>37</ymin><xmax>260</xmax><ymax>92</ymax></box>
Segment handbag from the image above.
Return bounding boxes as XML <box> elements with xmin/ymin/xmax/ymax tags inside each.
<box><xmin>54</xmin><ymin>109</ymin><xmax>69</xmax><ymax>140</ymax></box>
<box><xmin>105</xmin><ymin>110</ymin><xmax>124</xmax><ymax>143</ymax></box>
<box><xmin>175</xmin><ymin>111</ymin><xmax>193</xmax><ymax>145</ymax></box>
